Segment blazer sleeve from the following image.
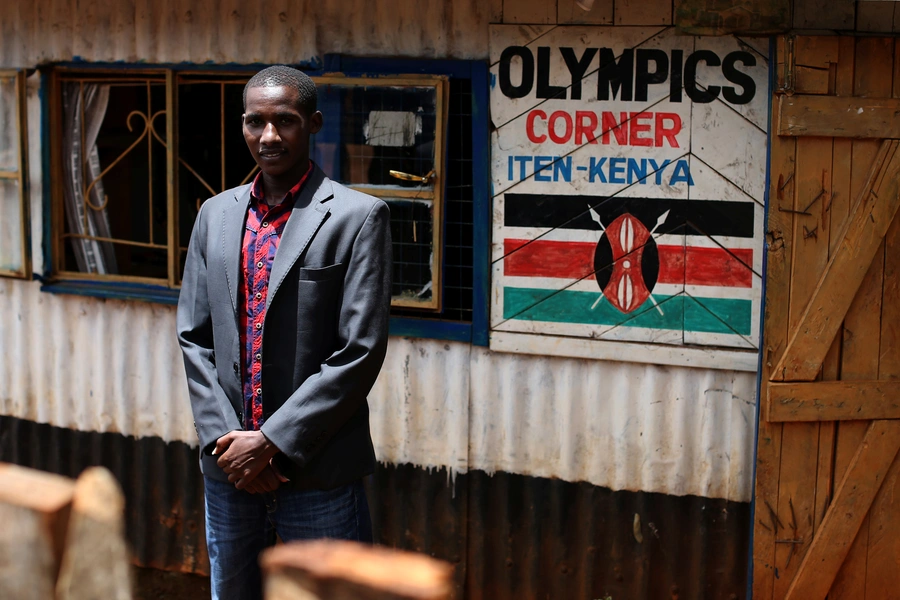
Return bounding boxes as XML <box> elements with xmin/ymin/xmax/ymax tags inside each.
<box><xmin>176</xmin><ymin>202</ymin><xmax>242</xmax><ymax>453</ymax></box>
<box><xmin>260</xmin><ymin>199</ymin><xmax>392</xmax><ymax>467</ymax></box>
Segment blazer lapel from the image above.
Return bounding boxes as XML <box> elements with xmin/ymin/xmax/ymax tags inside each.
<box><xmin>222</xmin><ymin>184</ymin><xmax>252</xmax><ymax>311</ymax></box>
<box><xmin>266</xmin><ymin>167</ymin><xmax>334</xmax><ymax>310</ymax></box>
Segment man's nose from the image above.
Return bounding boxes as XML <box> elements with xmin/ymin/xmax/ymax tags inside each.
<box><xmin>261</xmin><ymin>122</ymin><xmax>281</xmax><ymax>143</ymax></box>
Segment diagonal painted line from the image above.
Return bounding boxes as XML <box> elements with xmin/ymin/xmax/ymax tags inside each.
<box><xmin>684</xmin><ymin>289</ymin><xmax>758</xmax><ymax>349</ymax></box>
<box><xmin>689</xmin><ymin>151</ymin><xmax>766</xmax><ymax>209</ymax></box>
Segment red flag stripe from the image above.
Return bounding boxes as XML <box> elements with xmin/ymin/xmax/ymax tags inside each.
<box><xmin>503</xmin><ymin>239</ymin><xmax>753</xmax><ymax>288</ymax></box>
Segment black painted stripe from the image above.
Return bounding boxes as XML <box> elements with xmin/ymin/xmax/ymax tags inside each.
<box><xmin>504</xmin><ymin>193</ymin><xmax>757</xmax><ymax>238</ymax></box>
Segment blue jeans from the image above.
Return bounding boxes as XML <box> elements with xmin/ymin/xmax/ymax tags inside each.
<box><xmin>204</xmin><ymin>476</ymin><xmax>372</xmax><ymax>600</ymax></box>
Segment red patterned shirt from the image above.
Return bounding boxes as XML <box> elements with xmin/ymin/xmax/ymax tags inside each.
<box><xmin>239</xmin><ymin>163</ymin><xmax>313</xmax><ymax>430</ymax></box>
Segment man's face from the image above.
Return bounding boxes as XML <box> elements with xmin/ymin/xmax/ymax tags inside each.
<box><xmin>242</xmin><ymin>85</ymin><xmax>323</xmax><ymax>178</ymax></box>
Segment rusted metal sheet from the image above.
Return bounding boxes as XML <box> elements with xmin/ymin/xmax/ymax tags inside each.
<box><xmin>0</xmin><ymin>0</ymin><xmax>502</xmax><ymax>68</ymax></box>
<box><xmin>366</xmin><ymin>464</ymin><xmax>750</xmax><ymax>600</ymax></box>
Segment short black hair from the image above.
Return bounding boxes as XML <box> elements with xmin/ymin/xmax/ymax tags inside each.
<box><xmin>243</xmin><ymin>65</ymin><xmax>317</xmax><ymax>114</ymax></box>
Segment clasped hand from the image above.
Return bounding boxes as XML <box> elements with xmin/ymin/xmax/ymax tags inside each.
<box><xmin>214</xmin><ymin>430</ymin><xmax>287</xmax><ymax>494</ymax></box>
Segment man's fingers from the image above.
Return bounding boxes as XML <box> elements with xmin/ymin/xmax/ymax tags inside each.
<box><xmin>213</xmin><ymin>433</ymin><xmax>234</xmax><ymax>456</ymax></box>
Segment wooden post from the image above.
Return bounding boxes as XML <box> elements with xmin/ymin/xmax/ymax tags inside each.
<box><xmin>261</xmin><ymin>540</ymin><xmax>453</xmax><ymax>600</ymax></box>
<box><xmin>0</xmin><ymin>463</ymin><xmax>75</xmax><ymax>600</ymax></box>
<box><xmin>56</xmin><ymin>467</ymin><xmax>132</xmax><ymax>600</ymax></box>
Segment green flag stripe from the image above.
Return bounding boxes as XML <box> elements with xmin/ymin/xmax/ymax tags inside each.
<box><xmin>503</xmin><ymin>287</ymin><xmax>753</xmax><ymax>335</ymax></box>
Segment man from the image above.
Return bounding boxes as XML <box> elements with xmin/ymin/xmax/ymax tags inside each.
<box><xmin>176</xmin><ymin>65</ymin><xmax>392</xmax><ymax>600</ymax></box>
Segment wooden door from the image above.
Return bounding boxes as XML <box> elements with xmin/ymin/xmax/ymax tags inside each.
<box><xmin>753</xmin><ymin>36</ymin><xmax>900</xmax><ymax>600</ymax></box>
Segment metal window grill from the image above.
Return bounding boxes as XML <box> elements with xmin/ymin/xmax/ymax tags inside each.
<box><xmin>391</xmin><ymin>78</ymin><xmax>474</xmax><ymax>323</ymax></box>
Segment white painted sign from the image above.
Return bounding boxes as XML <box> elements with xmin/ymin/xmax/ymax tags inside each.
<box><xmin>489</xmin><ymin>26</ymin><xmax>769</xmax><ymax>370</ymax></box>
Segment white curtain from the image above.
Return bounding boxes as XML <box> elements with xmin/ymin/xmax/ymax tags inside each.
<box><xmin>62</xmin><ymin>83</ymin><xmax>118</xmax><ymax>274</ymax></box>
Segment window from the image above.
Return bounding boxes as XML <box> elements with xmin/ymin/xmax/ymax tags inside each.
<box><xmin>0</xmin><ymin>70</ymin><xmax>31</xmax><ymax>279</ymax></box>
<box><xmin>45</xmin><ymin>61</ymin><xmax>488</xmax><ymax>343</ymax></box>
<box><xmin>48</xmin><ymin>68</ymin><xmax>447</xmax><ymax>310</ymax></box>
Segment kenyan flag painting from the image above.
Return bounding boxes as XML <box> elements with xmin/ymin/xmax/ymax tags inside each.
<box><xmin>495</xmin><ymin>193</ymin><xmax>761</xmax><ymax>351</ymax></box>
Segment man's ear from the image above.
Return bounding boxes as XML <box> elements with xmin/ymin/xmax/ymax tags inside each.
<box><xmin>309</xmin><ymin>111</ymin><xmax>324</xmax><ymax>135</ymax></box>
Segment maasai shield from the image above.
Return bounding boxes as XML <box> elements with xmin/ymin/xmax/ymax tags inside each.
<box><xmin>593</xmin><ymin>213</ymin><xmax>659</xmax><ymax>313</ymax></box>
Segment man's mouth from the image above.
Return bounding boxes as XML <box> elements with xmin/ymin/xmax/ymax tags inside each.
<box><xmin>259</xmin><ymin>149</ymin><xmax>286</xmax><ymax>158</ymax></box>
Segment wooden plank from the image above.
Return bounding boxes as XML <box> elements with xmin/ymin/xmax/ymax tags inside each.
<box><xmin>865</xmin><ymin>67</ymin><xmax>900</xmax><ymax>593</ymax></box>
<box><xmin>772</xmin><ymin>139</ymin><xmax>900</xmax><ymax>381</ymax></box>
<box><xmin>673</xmin><ymin>0</ymin><xmax>790</xmax><ymax>34</ymax></box>
<box><xmin>794</xmin><ymin>36</ymin><xmax>840</xmax><ymax>68</ymax></box>
<box><xmin>614</xmin><ymin>0</ymin><xmax>671</xmax><ymax>25</ymax></box>
<box><xmin>55</xmin><ymin>468</ymin><xmax>130</xmax><ymax>600</ymax></box>
<box><xmin>813</xmin><ymin>35</ymin><xmax>854</xmax><ymax>544</ymax></box>
<box><xmin>792</xmin><ymin>67</ymin><xmax>830</xmax><ymax>96</ymax></box>
<box><xmin>0</xmin><ymin>463</ymin><xmax>75</xmax><ymax>600</ymax></box>
<box><xmin>773</xmin><ymin>89</ymin><xmax>836</xmax><ymax>598</ymax></box>
<box><xmin>261</xmin><ymin>540</ymin><xmax>453</xmax><ymax>600</ymax></box>
<box><xmin>830</xmin><ymin>40</ymin><xmax>892</xmax><ymax>598</ymax></box>
<box><xmin>768</xmin><ymin>380</ymin><xmax>900</xmax><ymax>422</ymax></box>
<box><xmin>501</xmin><ymin>0</ymin><xmax>557</xmax><ymax>24</ymax></box>
<box><xmin>829</xmin><ymin>37</ymin><xmax>855</xmax><ymax>254</ymax></box>
<box><xmin>778</xmin><ymin>96</ymin><xmax>900</xmax><ymax>138</ymax></box>
<box><xmin>752</xmin><ymin>41</ymin><xmax>794</xmax><ymax>594</ymax></box>
<box><xmin>557</xmin><ymin>0</ymin><xmax>613</xmax><ymax>24</ymax></box>
<box><xmin>784</xmin><ymin>420</ymin><xmax>900</xmax><ymax>600</ymax></box>
<box><xmin>788</xmin><ymin>134</ymin><xmax>832</xmax><ymax>334</ymax></box>
<box><xmin>771</xmin><ymin>422</ymin><xmax>820</xmax><ymax>599</ymax></box>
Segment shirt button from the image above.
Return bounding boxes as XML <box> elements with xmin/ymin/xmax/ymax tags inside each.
<box><xmin>256</xmin><ymin>322</ymin><xmax>262</xmax><ymax>330</ymax></box>
<box><xmin>255</xmin><ymin>292</ymin><xmax>262</xmax><ymax>300</ymax></box>
<box><xmin>262</xmin><ymin>221</ymin><xmax>269</xmax><ymax>228</ymax></box>
<box><xmin>256</xmin><ymin>261</ymin><xmax>263</xmax><ymax>268</ymax></box>
<box><xmin>255</xmin><ymin>353</ymin><xmax>262</xmax><ymax>361</ymax></box>
<box><xmin>256</xmin><ymin>388</ymin><xmax>262</xmax><ymax>396</ymax></box>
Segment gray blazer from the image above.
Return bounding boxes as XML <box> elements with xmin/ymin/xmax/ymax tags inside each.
<box><xmin>176</xmin><ymin>165</ymin><xmax>391</xmax><ymax>490</ymax></box>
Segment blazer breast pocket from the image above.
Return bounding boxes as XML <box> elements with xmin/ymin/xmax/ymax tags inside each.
<box><xmin>298</xmin><ymin>262</ymin><xmax>344</xmax><ymax>282</ymax></box>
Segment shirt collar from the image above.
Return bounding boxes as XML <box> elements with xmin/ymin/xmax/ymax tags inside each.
<box><xmin>249</xmin><ymin>161</ymin><xmax>315</xmax><ymax>208</ymax></box>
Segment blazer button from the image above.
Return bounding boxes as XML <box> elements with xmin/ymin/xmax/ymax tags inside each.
<box><xmin>233</xmin><ymin>362</ymin><xmax>239</xmax><ymax>375</ymax></box>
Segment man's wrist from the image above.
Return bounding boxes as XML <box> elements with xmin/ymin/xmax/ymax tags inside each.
<box><xmin>258</xmin><ymin>431</ymin><xmax>281</xmax><ymax>460</ymax></box>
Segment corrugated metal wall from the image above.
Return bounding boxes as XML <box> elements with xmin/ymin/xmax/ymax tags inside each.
<box><xmin>0</xmin><ymin>0</ymin><xmax>502</xmax><ymax>68</ymax></box>
<box><xmin>0</xmin><ymin>278</ymin><xmax>755</xmax><ymax>502</ymax></box>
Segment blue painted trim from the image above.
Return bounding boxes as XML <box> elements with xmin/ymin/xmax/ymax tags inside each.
<box><xmin>470</xmin><ymin>60</ymin><xmax>491</xmax><ymax>347</ymax></box>
<box><xmin>389</xmin><ymin>317</ymin><xmax>472</xmax><ymax>343</ymax></box>
<box><xmin>746</xmin><ymin>35</ymin><xmax>777</xmax><ymax>600</ymax></box>
<box><xmin>332</xmin><ymin>57</ymin><xmax>473</xmax><ymax>79</ymax></box>
<box><xmin>39</xmin><ymin>71</ymin><xmax>53</xmax><ymax>278</ymax></box>
<box><xmin>41</xmin><ymin>280</ymin><xmax>180</xmax><ymax>305</ymax></box>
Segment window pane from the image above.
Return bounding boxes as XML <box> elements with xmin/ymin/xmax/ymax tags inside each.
<box><xmin>311</xmin><ymin>83</ymin><xmax>438</xmax><ymax>190</ymax></box>
<box><xmin>0</xmin><ymin>178</ymin><xmax>24</xmax><ymax>272</ymax></box>
<box><xmin>177</xmin><ymin>77</ymin><xmax>258</xmax><ymax>281</ymax></box>
<box><xmin>388</xmin><ymin>198</ymin><xmax>434</xmax><ymax>303</ymax></box>
<box><xmin>58</xmin><ymin>78</ymin><xmax>168</xmax><ymax>279</ymax></box>
<box><xmin>0</xmin><ymin>75</ymin><xmax>18</xmax><ymax>171</ymax></box>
